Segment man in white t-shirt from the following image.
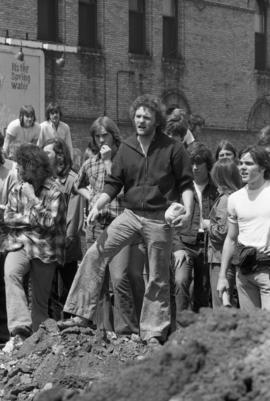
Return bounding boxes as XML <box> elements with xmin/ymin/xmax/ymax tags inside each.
<box><xmin>217</xmin><ymin>145</ymin><xmax>270</xmax><ymax>311</ymax></box>
<box><xmin>3</xmin><ymin>105</ymin><xmax>40</xmax><ymax>159</ymax></box>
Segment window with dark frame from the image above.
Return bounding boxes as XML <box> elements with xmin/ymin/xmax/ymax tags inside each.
<box><xmin>162</xmin><ymin>0</ymin><xmax>178</xmax><ymax>59</ymax></box>
<box><xmin>38</xmin><ymin>0</ymin><xmax>58</xmax><ymax>42</ymax></box>
<box><xmin>255</xmin><ymin>0</ymin><xmax>267</xmax><ymax>70</ymax></box>
<box><xmin>79</xmin><ymin>0</ymin><xmax>98</xmax><ymax>48</ymax></box>
<box><xmin>129</xmin><ymin>0</ymin><xmax>146</xmax><ymax>55</ymax></box>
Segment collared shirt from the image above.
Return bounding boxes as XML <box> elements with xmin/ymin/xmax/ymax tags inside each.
<box><xmin>3</xmin><ymin>177</ymin><xmax>66</xmax><ymax>264</ymax></box>
<box><xmin>37</xmin><ymin>120</ymin><xmax>73</xmax><ymax>158</ymax></box>
<box><xmin>76</xmin><ymin>154</ymin><xmax>123</xmax><ymax>220</ymax></box>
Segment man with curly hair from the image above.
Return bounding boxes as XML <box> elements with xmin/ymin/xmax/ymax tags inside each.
<box><xmin>2</xmin><ymin>144</ymin><xmax>66</xmax><ymax>352</ymax></box>
<box><xmin>60</xmin><ymin>94</ymin><xmax>194</xmax><ymax>346</ymax></box>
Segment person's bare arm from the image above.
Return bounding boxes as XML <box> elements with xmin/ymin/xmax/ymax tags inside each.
<box><xmin>76</xmin><ymin>187</ymin><xmax>91</xmax><ymax>202</ymax></box>
<box><xmin>3</xmin><ymin>134</ymin><xmax>14</xmax><ymax>157</ymax></box>
<box><xmin>217</xmin><ymin>221</ymin><xmax>238</xmax><ymax>297</ymax></box>
<box><xmin>172</xmin><ymin>188</ymin><xmax>193</xmax><ymax>228</ymax></box>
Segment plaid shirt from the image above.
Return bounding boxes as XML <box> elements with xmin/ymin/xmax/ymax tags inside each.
<box><xmin>2</xmin><ymin>177</ymin><xmax>66</xmax><ymax>265</ymax></box>
<box><xmin>76</xmin><ymin>155</ymin><xmax>123</xmax><ymax>221</ymax></box>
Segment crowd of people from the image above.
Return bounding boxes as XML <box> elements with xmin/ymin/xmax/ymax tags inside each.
<box><xmin>1</xmin><ymin>94</ymin><xmax>270</xmax><ymax>353</ymax></box>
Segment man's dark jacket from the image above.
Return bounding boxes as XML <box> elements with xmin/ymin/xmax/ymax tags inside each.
<box><xmin>103</xmin><ymin>131</ymin><xmax>194</xmax><ymax>212</ymax></box>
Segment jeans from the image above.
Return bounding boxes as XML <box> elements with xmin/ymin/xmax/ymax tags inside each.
<box><xmin>209</xmin><ymin>263</ymin><xmax>236</xmax><ymax>308</ymax></box>
<box><xmin>49</xmin><ymin>261</ymin><xmax>79</xmax><ymax>321</ymax></box>
<box><xmin>0</xmin><ymin>253</ymin><xmax>9</xmax><ymax>341</ymax></box>
<box><xmin>4</xmin><ymin>248</ymin><xmax>56</xmax><ymax>333</ymax></box>
<box><xmin>173</xmin><ymin>237</ymin><xmax>210</xmax><ymax>323</ymax></box>
<box><xmin>64</xmin><ymin>208</ymin><xmax>172</xmax><ymax>341</ymax></box>
<box><xmin>236</xmin><ymin>266</ymin><xmax>270</xmax><ymax>311</ymax></box>
<box><xmin>173</xmin><ymin>250</ymin><xmax>194</xmax><ymax>313</ymax></box>
<box><xmin>86</xmin><ymin>221</ymin><xmax>145</xmax><ymax>334</ymax></box>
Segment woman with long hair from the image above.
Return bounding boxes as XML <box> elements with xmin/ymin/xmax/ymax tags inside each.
<box><xmin>208</xmin><ymin>158</ymin><xmax>242</xmax><ymax>308</ymax></box>
<box><xmin>43</xmin><ymin>138</ymin><xmax>83</xmax><ymax>317</ymax></box>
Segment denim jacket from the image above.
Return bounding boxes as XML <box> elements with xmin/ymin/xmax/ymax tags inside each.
<box><xmin>208</xmin><ymin>191</ymin><xmax>238</xmax><ymax>265</ymax></box>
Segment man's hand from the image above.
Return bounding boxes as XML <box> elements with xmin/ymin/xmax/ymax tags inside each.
<box><xmin>172</xmin><ymin>212</ymin><xmax>191</xmax><ymax>229</ymax></box>
<box><xmin>87</xmin><ymin>206</ymin><xmax>100</xmax><ymax>224</ymax></box>
<box><xmin>202</xmin><ymin>219</ymin><xmax>210</xmax><ymax>231</ymax></box>
<box><xmin>100</xmin><ymin>145</ymin><xmax>112</xmax><ymax>161</ymax></box>
<box><xmin>217</xmin><ymin>276</ymin><xmax>229</xmax><ymax>298</ymax></box>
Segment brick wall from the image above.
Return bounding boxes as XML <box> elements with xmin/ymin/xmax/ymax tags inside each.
<box><xmin>0</xmin><ymin>0</ymin><xmax>268</xmax><ymax>156</ymax></box>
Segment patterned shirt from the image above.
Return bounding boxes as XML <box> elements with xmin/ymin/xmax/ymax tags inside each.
<box><xmin>3</xmin><ymin>177</ymin><xmax>66</xmax><ymax>264</ymax></box>
<box><xmin>76</xmin><ymin>155</ymin><xmax>123</xmax><ymax>220</ymax></box>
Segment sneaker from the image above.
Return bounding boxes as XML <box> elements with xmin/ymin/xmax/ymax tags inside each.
<box><xmin>106</xmin><ymin>331</ymin><xmax>117</xmax><ymax>340</ymax></box>
<box><xmin>12</xmin><ymin>326</ymin><xmax>32</xmax><ymax>339</ymax></box>
<box><xmin>57</xmin><ymin>316</ymin><xmax>91</xmax><ymax>330</ymax></box>
<box><xmin>147</xmin><ymin>337</ymin><xmax>162</xmax><ymax>348</ymax></box>
<box><xmin>2</xmin><ymin>335</ymin><xmax>24</xmax><ymax>353</ymax></box>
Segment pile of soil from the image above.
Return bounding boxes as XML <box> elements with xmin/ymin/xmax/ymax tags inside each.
<box><xmin>1</xmin><ymin>308</ymin><xmax>270</xmax><ymax>401</ymax></box>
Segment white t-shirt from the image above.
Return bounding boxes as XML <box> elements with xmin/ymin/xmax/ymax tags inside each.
<box><xmin>228</xmin><ymin>180</ymin><xmax>270</xmax><ymax>252</ymax></box>
<box><xmin>5</xmin><ymin>119</ymin><xmax>40</xmax><ymax>157</ymax></box>
<box><xmin>183</xmin><ymin>129</ymin><xmax>195</xmax><ymax>146</ymax></box>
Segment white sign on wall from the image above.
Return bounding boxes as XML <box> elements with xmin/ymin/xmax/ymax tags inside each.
<box><xmin>0</xmin><ymin>44</ymin><xmax>45</xmax><ymax>135</ymax></box>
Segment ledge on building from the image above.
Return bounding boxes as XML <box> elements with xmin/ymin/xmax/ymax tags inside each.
<box><xmin>0</xmin><ymin>37</ymin><xmax>77</xmax><ymax>54</ymax></box>
<box><xmin>162</xmin><ymin>55</ymin><xmax>185</xmax><ymax>66</ymax></box>
<box><xmin>254</xmin><ymin>68</ymin><xmax>270</xmax><ymax>77</ymax></box>
<box><xmin>128</xmin><ymin>52</ymin><xmax>152</xmax><ymax>64</ymax></box>
<box><xmin>77</xmin><ymin>46</ymin><xmax>103</xmax><ymax>56</ymax></box>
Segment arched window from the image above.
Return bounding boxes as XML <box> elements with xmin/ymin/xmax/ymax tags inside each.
<box><xmin>255</xmin><ymin>0</ymin><xmax>267</xmax><ymax>70</ymax></box>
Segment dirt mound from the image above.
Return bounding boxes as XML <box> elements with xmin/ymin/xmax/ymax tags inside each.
<box><xmin>1</xmin><ymin>308</ymin><xmax>270</xmax><ymax>401</ymax></box>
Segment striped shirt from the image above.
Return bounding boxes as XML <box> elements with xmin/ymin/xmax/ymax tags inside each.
<box><xmin>3</xmin><ymin>177</ymin><xmax>66</xmax><ymax>264</ymax></box>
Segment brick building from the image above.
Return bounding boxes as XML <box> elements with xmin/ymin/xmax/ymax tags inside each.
<box><xmin>0</xmin><ymin>0</ymin><xmax>270</xmax><ymax>153</ymax></box>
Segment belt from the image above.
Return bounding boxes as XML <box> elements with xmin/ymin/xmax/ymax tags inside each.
<box><xmin>96</xmin><ymin>214</ymin><xmax>115</xmax><ymax>226</ymax></box>
<box><xmin>131</xmin><ymin>209</ymin><xmax>166</xmax><ymax>221</ymax></box>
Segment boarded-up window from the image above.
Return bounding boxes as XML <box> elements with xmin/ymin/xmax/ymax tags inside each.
<box><xmin>38</xmin><ymin>0</ymin><xmax>58</xmax><ymax>42</ymax></box>
<box><xmin>129</xmin><ymin>0</ymin><xmax>145</xmax><ymax>54</ymax></box>
<box><xmin>255</xmin><ymin>0</ymin><xmax>267</xmax><ymax>70</ymax></box>
<box><xmin>79</xmin><ymin>0</ymin><xmax>97</xmax><ymax>48</ymax></box>
<box><xmin>162</xmin><ymin>0</ymin><xmax>178</xmax><ymax>58</ymax></box>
